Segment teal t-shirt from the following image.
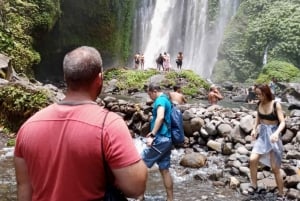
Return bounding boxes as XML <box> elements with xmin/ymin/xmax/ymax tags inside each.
<box><xmin>151</xmin><ymin>94</ymin><xmax>171</xmax><ymax>137</ymax></box>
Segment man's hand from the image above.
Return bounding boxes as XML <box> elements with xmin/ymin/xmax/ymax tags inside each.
<box><xmin>145</xmin><ymin>132</ymin><xmax>155</xmax><ymax>146</ymax></box>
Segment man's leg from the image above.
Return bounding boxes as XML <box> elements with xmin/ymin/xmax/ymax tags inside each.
<box><xmin>159</xmin><ymin>169</ymin><xmax>173</xmax><ymax>201</ymax></box>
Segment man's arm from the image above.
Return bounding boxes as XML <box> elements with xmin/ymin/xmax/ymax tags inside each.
<box><xmin>214</xmin><ymin>90</ymin><xmax>223</xmax><ymax>100</ymax></box>
<box><xmin>14</xmin><ymin>156</ymin><xmax>32</xmax><ymax>201</ymax></box>
<box><xmin>181</xmin><ymin>95</ymin><xmax>187</xmax><ymax>103</ymax></box>
<box><xmin>112</xmin><ymin>160</ymin><xmax>147</xmax><ymax>198</ymax></box>
<box><xmin>104</xmin><ymin>114</ymin><xmax>148</xmax><ymax>199</ymax></box>
<box><xmin>151</xmin><ymin>106</ymin><xmax>165</xmax><ymax>135</ymax></box>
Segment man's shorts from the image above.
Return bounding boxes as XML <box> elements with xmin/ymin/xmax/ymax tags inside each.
<box><xmin>141</xmin><ymin>135</ymin><xmax>172</xmax><ymax>170</ymax></box>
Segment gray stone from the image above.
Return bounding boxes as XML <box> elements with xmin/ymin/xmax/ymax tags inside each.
<box><xmin>239</xmin><ymin>115</ymin><xmax>254</xmax><ymax>133</ymax></box>
<box><xmin>180</xmin><ymin>152</ymin><xmax>207</xmax><ymax>168</ymax></box>
<box><xmin>285</xmin><ymin>175</ymin><xmax>300</xmax><ymax>188</ymax></box>
<box><xmin>217</xmin><ymin>123</ymin><xmax>232</xmax><ymax>137</ymax></box>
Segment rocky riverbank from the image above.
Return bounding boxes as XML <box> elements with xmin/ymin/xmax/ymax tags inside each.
<box><xmin>1</xmin><ymin>73</ymin><xmax>300</xmax><ymax>200</ymax></box>
<box><xmin>99</xmin><ymin>95</ymin><xmax>300</xmax><ymax>200</ymax></box>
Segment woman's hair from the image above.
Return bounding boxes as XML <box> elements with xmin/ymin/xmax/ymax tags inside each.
<box><xmin>255</xmin><ymin>84</ymin><xmax>274</xmax><ymax>101</ymax></box>
<box><xmin>63</xmin><ymin>46</ymin><xmax>102</xmax><ymax>90</ymax></box>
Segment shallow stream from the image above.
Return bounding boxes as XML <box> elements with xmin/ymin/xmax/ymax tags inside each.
<box><xmin>0</xmin><ymin>141</ymin><xmax>247</xmax><ymax>201</ymax></box>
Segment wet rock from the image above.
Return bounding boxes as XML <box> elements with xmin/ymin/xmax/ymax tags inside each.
<box><xmin>296</xmin><ymin>131</ymin><xmax>300</xmax><ymax>143</ymax></box>
<box><xmin>217</xmin><ymin>123</ymin><xmax>232</xmax><ymax>137</ymax></box>
<box><xmin>229</xmin><ymin>176</ymin><xmax>240</xmax><ymax>189</ymax></box>
<box><xmin>285</xmin><ymin>175</ymin><xmax>300</xmax><ymax>188</ymax></box>
<box><xmin>239</xmin><ymin>166</ymin><xmax>250</xmax><ymax>177</ymax></box>
<box><xmin>286</xmin><ymin>188</ymin><xmax>300</xmax><ymax>200</ymax></box>
<box><xmin>281</xmin><ymin>164</ymin><xmax>298</xmax><ymax>176</ymax></box>
<box><xmin>286</xmin><ymin>150</ymin><xmax>300</xmax><ymax>160</ymax></box>
<box><xmin>180</xmin><ymin>152</ymin><xmax>207</xmax><ymax>168</ymax></box>
<box><xmin>208</xmin><ymin>169</ymin><xmax>223</xmax><ymax>181</ymax></box>
<box><xmin>207</xmin><ymin>140</ymin><xmax>222</xmax><ymax>152</ymax></box>
<box><xmin>182</xmin><ymin>109</ymin><xmax>195</xmax><ymax>120</ymax></box>
<box><xmin>239</xmin><ymin>115</ymin><xmax>254</xmax><ymax>133</ymax></box>
<box><xmin>205</xmin><ymin>121</ymin><xmax>218</xmax><ymax>136</ymax></box>
<box><xmin>212</xmin><ymin>180</ymin><xmax>226</xmax><ymax>186</ymax></box>
<box><xmin>258</xmin><ymin>178</ymin><xmax>276</xmax><ymax>191</ymax></box>
<box><xmin>236</xmin><ymin>146</ymin><xmax>249</xmax><ymax>155</ymax></box>
<box><xmin>282</xmin><ymin>129</ymin><xmax>295</xmax><ymax>144</ymax></box>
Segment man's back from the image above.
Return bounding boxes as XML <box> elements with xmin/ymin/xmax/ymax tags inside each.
<box><xmin>169</xmin><ymin>91</ymin><xmax>186</xmax><ymax>105</ymax></box>
<box><xmin>15</xmin><ymin>103</ymin><xmax>141</xmax><ymax>201</ymax></box>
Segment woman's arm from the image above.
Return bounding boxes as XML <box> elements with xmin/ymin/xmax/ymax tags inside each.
<box><xmin>270</xmin><ymin>102</ymin><xmax>286</xmax><ymax>143</ymax></box>
<box><xmin>251</xmin><ymin>110</ymin><xmax>260</xmax><ymax>140</ymax></box>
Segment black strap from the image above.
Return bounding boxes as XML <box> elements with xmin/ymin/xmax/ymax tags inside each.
<box><xmin>100</xmin><ymin>110</ymin><xmax>111</xmax><ymax>184</ymax></box>
<box><xmin>273</xmin><ymin>101</ymin><xmax>278</xmax><ymax>118</ymax></box>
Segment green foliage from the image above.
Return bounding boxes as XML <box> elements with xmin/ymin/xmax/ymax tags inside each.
<box><xmin>105</xmin><ymin>68</ymin><xmax>158</xmax><ymax>90</ymax></box>
<box><xmin>6</xmin><ymin>138</ymin><xmax>15</xmax><ymax>147</ymax></box>
<box><xmin>218</xmin><ymin>0</ymin><xmax>300</xmax><ymax>82</ymax></box>
<box><xmin>211</xmin><ymin>60</ymin><xmax>236</xmax><ymax>83</ymax></box>
<box><xmin>256</xmin><ymin>60</ymin><xmax>300</xmax><ymax>83</ymax></box>
<box><xmin>50</xmin><ymin>0</ymin><xmax>137</xmax><ymax>65</ymax></box>
<box><xmin>0</xmin><ymin>84</ymin><xmax>51</xmax><ymax>132</ymax></box>
<box><xmin>0</xmin><ymin>0</ymin><xmax>60</xmax><ymax>77</ymax></box>
<box><xmin>166</xmin><ymin>70</ymin><xmax>209</xmax><ymax>96</ymax></box>
<box><xmin>104</xmin><ymin>69</ymin><xmax>209</xmax><ymax>97</ymax></box>
<box><xmin>111</xmin><ymin>0</ymin><xmax>137</xmax><ymax>62</ymax></box>
<box><xmin>173</xmin><ymin>70</ymin><xmax>209</xmax><ymax>89</ymax></box>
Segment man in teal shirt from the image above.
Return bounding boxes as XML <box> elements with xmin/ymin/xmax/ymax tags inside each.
<box><xmin>139</xmin><ymin>83</ymin><xmax>173</xmax><ymax>201</ymax></box>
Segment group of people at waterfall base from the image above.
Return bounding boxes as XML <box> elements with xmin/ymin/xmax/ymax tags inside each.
<box><xmin>13</xmin><ymin>45</ymin><xmax>286</xmax><ymax>201</ymax></box>
<box><xmin>134</xmin><ymin>51</ymin><xmax>184</xmax><ymax>72</ymax></box>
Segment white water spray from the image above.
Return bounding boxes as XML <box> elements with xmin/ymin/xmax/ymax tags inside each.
<box><xmin>133</xmin><ymin>0</ymin><xmax>240</xmax><ymax>78</ymax></box>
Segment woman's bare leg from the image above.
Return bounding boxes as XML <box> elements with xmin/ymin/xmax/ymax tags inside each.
<box><xmin>270</xmin><ymin>151</ymin><xmax>284</xmax><ymax>195</ymax></box>
<box><xmin>249</xmin><ymin>153</ymin><xmax>260</xmax><ymax>187</ymax></box>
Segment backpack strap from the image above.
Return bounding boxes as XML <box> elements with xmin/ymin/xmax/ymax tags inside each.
<box><xmin>273</xmin><ymin>101</ymin><xmax>277</xmax><ymax>116</ymax></box>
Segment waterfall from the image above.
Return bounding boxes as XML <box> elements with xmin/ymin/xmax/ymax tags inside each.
<box><xmin>133</xmin><ymin>0</ymin><xmax>240</xmax><ymax>78</ymax></box>
<box><xmin>263</xmin><ymin>45</ymin><xmax>268</xmax><ymax>65</ymax></box>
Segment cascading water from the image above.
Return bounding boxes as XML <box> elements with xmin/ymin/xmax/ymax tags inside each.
<box><xmin>133</xmin><ymin>0</ymin><xmax>240</xmax><ymax>79</ymax></box>
<box><xmin>263</xmin><ymin>45</ymin><xmax>268</xmax><ymax>65</ymax></box>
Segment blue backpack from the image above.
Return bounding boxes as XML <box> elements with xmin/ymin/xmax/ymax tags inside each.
<box><xmin>165</xmin><ymin>103</ymin><xmax>185</xmax><ymax>145</ymax></box>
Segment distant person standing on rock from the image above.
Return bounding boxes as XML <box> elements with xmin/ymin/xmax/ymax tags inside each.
<box><xmin>140</xmin><ymin>53</ymin><xmax>145</xmax><ymax>70</ymax></box>
<box><xmin>175</xmin><ymin>52</ymin><xmax>183</xmax><ymax>70</ymax></box>
<box><xmin>208</xmin><ymin>85</ymin><xmax>223</xmax><ymax>105</ymax></box>
<box><xmin>156</xmin><ymin>53</ymin><xmax>163</xmax><ymax>71</ymax></box>
<box><xmin>134</xmin><ymin>52</ymin><xmax>140</xmax><ymax>69</ymax></box>
<box><xmin>163</xmin><ymin>52</ymin><xmax>171</xmax><ymax>72</ymax></box>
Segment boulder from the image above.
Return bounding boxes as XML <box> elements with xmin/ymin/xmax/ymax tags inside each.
<box><xmin>180</xmin><ymin>152</ymin><xmax>207</xmax><ymax>168</ymax></box>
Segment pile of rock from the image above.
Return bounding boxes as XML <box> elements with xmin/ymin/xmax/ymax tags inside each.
<box><xmin>102</xmin><ymin>96</ymin><xmax>300</xmax><ymax>200</ymax></box>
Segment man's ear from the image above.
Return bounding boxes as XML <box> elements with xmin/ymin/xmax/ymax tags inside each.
<box><xmin>96</xmin><ymin>73</ymin><xmax>103</xmax><ymax>85</ymax></box>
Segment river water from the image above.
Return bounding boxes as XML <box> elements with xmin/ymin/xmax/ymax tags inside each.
<box><xmin>0</xmin><ymin>140</ymin><xmax>247</xmax><ymax>201</ymax></box>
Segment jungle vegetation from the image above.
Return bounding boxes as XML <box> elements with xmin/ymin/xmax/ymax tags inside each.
<box><xmin>213</xmin><ymin>0</ymin><xmax>300</xmax><ymax>83</ymax></box>
<box><xmin>0</xmin><ymin>0</ymin><xmax>299</xmax><ymax>83</ymax></box>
